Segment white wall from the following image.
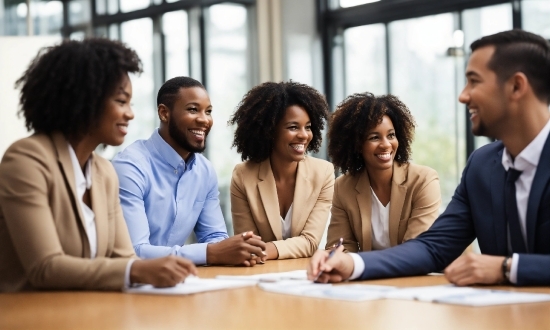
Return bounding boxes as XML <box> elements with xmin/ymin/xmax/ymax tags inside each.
<box><xmin>0</xmin><ymin>36</ymin><xmax>60</xmax><ymax>157</ymax></box>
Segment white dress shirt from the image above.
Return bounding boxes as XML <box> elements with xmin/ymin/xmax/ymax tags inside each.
<box><xmin>281</xmin><ymin>203</ymin><xmax>293</xmax><ymax>240</ymax></box>
<box><xmin>501</xmin><ymin>118</ymin><xmax>550</xmax><ymax>284</ymax></box>
<box><xmin>350</xmin><ymin>118</ymin><xmax>550</xmax><ymax>281</ymax></box>
<box><xmin>68</xmin><ymin>144</ymin><xmax>133</xmax><ymax>287</ymax></box>
<box><xmin>370</xmin><ymin>188</ymin><xmax>391</xmax><ymax>250</ymax></box>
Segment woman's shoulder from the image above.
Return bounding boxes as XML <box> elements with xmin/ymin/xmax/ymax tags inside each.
<box><xmin>399</xmin><ymin>162</ymin><xmax>439</xmax><ymax>187</ymax></box>
<box><xmin>304</xmin><ymin>156</ymin><xmax>334</xmax><ymax>172</ymax></box>
<box><xmin>2</xmin><ymin>134</ymin><xmax>56</xmax><ymax>162</ymax></box>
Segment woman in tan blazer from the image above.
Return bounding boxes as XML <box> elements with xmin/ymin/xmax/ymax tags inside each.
<box><xmin>326</xmin><ymin>93</ymin><xmax>441</xmax><ymax>253</ymax></box>
<box><xmin>0</xmin><ymin>39</ymin><xmax>196</xmax><ymax>292</ymax></box>
<box><xmin>229</xmin><ymin>81</ymin><xmax>334</xmax><ymax>260</ymax></box>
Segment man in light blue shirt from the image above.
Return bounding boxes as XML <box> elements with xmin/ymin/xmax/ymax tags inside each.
<box><xmin>113</xmin><ymin>76</ymin><xmax>265</xmax><ymax>266</ymax></box>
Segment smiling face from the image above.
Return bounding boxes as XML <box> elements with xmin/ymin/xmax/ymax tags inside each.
<box><xmin>459</xmin><ymin>46</ymin><xmax>510</xmax><ymax>139</ymax></box>
<box><xmin>271</xmin><ymin>105</ymin><xmax>313</xmax><ymax>163</ymax></box>
<box><xmin>94</xmin><ymin>73</ymin><xmax>134</xmax><ymax>146</ymax></box>
<box><xmin>160</xmin><ymin>86</ymin><xmax>213</xmax><ymax>160</ymax></box>
<box><xmin>361</xmin><ymin>115</ymin><xmax>398</xmax><ymax>173</ymax></box>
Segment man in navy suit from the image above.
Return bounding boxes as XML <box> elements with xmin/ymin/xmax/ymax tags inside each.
<box><xmin>309</xmin><ymin>29</ymin><xmax>550</xmax><ymax>286</ymax></box>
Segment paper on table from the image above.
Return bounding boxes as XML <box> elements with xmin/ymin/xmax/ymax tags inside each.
<box><xmin>124</xmin><ymin>276</ymin><xmax>255</xmax><ymax>295</ymax></box>
<box><xmin>259</xmin><ymin>281</ymin><xmax>396</xmax><ymax>302</ymax></box>
<box><xmin>216</xmin><ymin>270</ymin><xmax>308</xmax><ymax>282</ymax></box>
<box><xmin>385</xmin><ymin>285</ymin><xmax>550</xmax><ymax>306</ymax></box>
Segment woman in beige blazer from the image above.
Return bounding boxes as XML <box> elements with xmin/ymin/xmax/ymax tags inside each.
<box><xmin>326</xmin><ymin>93</ymin><xmax>441</xmax><ymax>253</ymax></box>
<box><xmin>229</xmin><ymin>81</ymin><xmax>334</xmax><ymax>260</ymax></box>
<box><xmin>0</xmin><ymin>39</ymin><xmax>196</xmax><ymax>292</ymax></box>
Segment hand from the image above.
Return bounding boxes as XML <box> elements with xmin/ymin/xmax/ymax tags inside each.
<box><xmin>444</xmin><ymin>253</ymin><xmax>506</xmax><ymax>286</ymax></box>
<box><xmin>306</xmin><ymin>246</ymin><xmax>353</xmax><ymax>283</ymax></box>
<box><xmin>206</xmin><ymin>231</ymin><xmax>267</xmax><ymax>266</ymax></box>
<box><xmin>130</xmin><ymin>255</ymin><xmax>198</xmax><ymax>287</ymax></box>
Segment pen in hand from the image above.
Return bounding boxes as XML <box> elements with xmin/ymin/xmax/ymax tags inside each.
<box><xmin>313</xmin><ymin>237</ymin><xmax>343</xmax><ymax>282</ymax></box>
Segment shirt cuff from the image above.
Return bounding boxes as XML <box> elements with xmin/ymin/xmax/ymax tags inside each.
<box><xmin>348</xmin><ymin>253</ymin><xmax>365</xmax><ymax>280</ymax></box>
<box><xmin>176</xmin><ymin>242</ymin><xmax>208</xmax><ymax>265</ymax></box>
<box><xmin>124</xmin><ymin>259</ymin><xmax>136</xmax><ymax>288</ymax></box>
<box><xmin>509</xmin><ymin>253</ymin><xmax>519</xmax><ymax>284</ymax></box>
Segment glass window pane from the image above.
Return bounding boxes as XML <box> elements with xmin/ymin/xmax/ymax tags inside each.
<box><xmin>68</xmin><ymin>0</ymin><xmax>91</xmax><ymax>26</ymax></box>
<box><xmin>163</xmin><ymin>10</ymin><xmax>189</xmax><ymax>78</ymax></box>
<box><xmin>205</xmin><ymin>3</ymin><xmax>250</xmax><ymax>233</ymax></box>
<box><xmin>120</xmin><ymin>0</ymin><xmax>150</xmax><ymax>13</ymax></box>
<box><xmin>343</xmin><ymin>23</ymin><xmax>387</xmax><ymax>96</ymax></box>
<box><xmin>389</xmin><ymin>13</ymin><xmax>464</xmax><ymax>206</ymax></box>
<box><xmin>32</xmin><ymin>0</ymin><xmax>63</xmax><ymax>36</ymax></box>
<box><xmin>100</xmin><ymin>18</ymin><xmax>155</xmax><ymax>159</ymax></box>
<box><xmin>462</xmin><ymin>3</ymin><xmax>513</xmax><ymax>149</ymax></box>
<box><xmin>522</xmin><ymin>0</ymin><xmax>550</xmax><ymax>39</ymax></box>
<box><xmin>107</xmin><ymin>0</ymin><xmax>119</xmax><ymax>15</ymax></box>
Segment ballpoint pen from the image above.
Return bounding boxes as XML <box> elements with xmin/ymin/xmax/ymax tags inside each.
<box><xmin>313</xmin><ymin>237</ymin><xmax>343</xmax><ymax>282</ymax></box>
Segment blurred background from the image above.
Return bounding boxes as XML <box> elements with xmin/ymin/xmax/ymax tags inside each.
<box><xmin>1</xmin><ymin>0</ymin><xmax>550</xmax><ymax>234</ymax></box>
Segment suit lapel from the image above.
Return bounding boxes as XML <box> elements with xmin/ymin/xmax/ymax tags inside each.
<box><xmin>526</xmin><ymin>134</ymin><xmax>550</xmax><ymax>252</ymax></box>
<box><xmin>388</xmin><ymin>163</ymin><xmax>407</xmax><ymax>246</ymax></box>
<box><xmin>257</xmin><ymin>160</ymin><xmax>283</xmax><ymax>240</ymax></box>
<box><xmin>291</xmin><ymin>159</ymin><xmax>315</xmax><ymax>237</ymax></box>
<box><xmin>491</xmin><ymin>148</ymin><xmax>508</xmax><ymax>255</ymax></box>
<box><xmin>355</xmin><ymin>171</ymin><xmax>373</xmax><ymax>251</ymax></box>
<box><xmin>52</xmin><ymin>133</ymin><xmax>90</xmax><ymax>257</ymax></box>
<box><xmin>91</xmin><ymin>156</ymin><xmax>108</xmax><ymax>257</ymax></box>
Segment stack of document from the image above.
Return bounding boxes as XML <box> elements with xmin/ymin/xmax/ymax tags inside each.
<box><xmin>124</xmin><ymin>276</ymin><xmax>255</xmax><ymax>295</ymax></box>
<box><xmin>216</xmin><ymin>270</ymin><xmax>308</xmax><ymax>282</ymax></box>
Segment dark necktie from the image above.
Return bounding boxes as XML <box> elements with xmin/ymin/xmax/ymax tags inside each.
<box><xmin>505</xmin><ymin>168</ymin><xmax>527</xmax><ymax>253</ymax></box>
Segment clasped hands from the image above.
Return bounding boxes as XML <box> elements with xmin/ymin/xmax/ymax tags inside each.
<box><xmin>307</xmin><ymin>249</ymin><xmax>508</xmax><ymax>286</ymax></box>
<box><xmin>207</xmin><ymin>231</ymin><xmax>268</xmax><ymax>267</ymax></box>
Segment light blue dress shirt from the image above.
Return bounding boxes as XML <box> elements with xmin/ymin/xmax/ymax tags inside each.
<box><xmin>112</xmin><ymin>129</ymin><xmax>228</xmax><ymax>265</ymax></box>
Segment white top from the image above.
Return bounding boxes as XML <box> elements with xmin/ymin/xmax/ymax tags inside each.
<box><xmin>501</xmin><ymin>117</ymin><xmax>550</xmax><ymax>284</ymax></box>
<box><xmin>68</xmin><ymin>143</ymin><xmax>133</xmax><ymax>287</ymax></box>
<box><xmin>281</xmin><ymin>203</ymin><xmax>293</xmax><ymax>240</ymax></box>
<box><xmin>68</xmin><ymin>144</ymin><xmax>97</xmax><ymax>259</ymax></box>
<box><xmin>370</xmin><ymin>187</ymin><xmax>391</xmax><ymax>250</ymax></box>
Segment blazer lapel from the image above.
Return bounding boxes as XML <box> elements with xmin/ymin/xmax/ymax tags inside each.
<box><xmin>52</xmin><ymin>133</ymin><xmax>90</xmax><ymax>257</ymax></box>
<box><xmin>491</xmin><ymin>148</ymin><xmax>508</xmax><ymax>255</ymax></box>
<box><xmin>257</xmin><ymin>160</ymin><xmax>283</xmax><ymax>240</ymax></box>
<box><xmin>526</xmin><ymin>134</ymin><xmax>550</xmax><ymax>252</ymax></box>
<box><xmin>355</xmin><ymin>171</ymin><xmax>373</xmax><ymax>251</ymax></box>
<box><xmin>291</xmin><ymin>159</ymin><xmax>315</xmax><ymax>237</ymax></box>
<box><xmin>91</xmin><ymin>155</ymin><xmax>108</xmax><ymax>257</ymax></box>
<box><xmin>388</xmin><ymin>163</ymin><xmax>407</xmax><ymax>246</ymax></box>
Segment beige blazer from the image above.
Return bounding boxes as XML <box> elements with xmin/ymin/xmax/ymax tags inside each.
<box><xmin>0</xmin><ymin>133</ymin><xmax>136</xmax><ymax>292</ymax></box>
<box><xmin>231</xmin><ymin>157</ymin><xmax>334</xmax><ymax>259</ymax></box>
<box><xmin>326</xmin><ymin>162</ymin><xmax>441</xmax><ymax>252</ymax></box>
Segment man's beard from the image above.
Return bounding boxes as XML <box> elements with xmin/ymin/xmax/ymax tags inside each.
<box><xmin>168</xmin><ymin>118</ymin><xmax>207</xmax><ymax>154</ymax></box>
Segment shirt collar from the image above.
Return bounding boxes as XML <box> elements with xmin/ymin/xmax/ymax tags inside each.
<box><xmin>502</xmin><ymin>118</ymin><xmax>550</xmax><ymax>171</ymax></box>
<box><xmin>150</xmin><ymin>128</ymin><xmax>196</xmax><ymax>170</ymax></box>
<box><xmin>67</xmin><ymin>143</ymin><xmax>92</xmax><ymax>191</ymax></box>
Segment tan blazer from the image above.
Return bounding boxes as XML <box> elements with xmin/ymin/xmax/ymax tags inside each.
<box><xmin>231</xmin><ymin>157</ymin><xmax>334</xmax><ymax>259</ymax></box>
<box><xmin>326</xmin><ymin>162</ymin><xmax>440</xmax><ymax>252</ymax></box>
<box><xmin>0</xmin><ymin>133</ymin><xmax>136</xmax><ymax>292</ymax></box>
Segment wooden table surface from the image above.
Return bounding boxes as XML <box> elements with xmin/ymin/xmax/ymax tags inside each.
<box><xmin>1</xmin><ymin>258</ymin><xmax>549</xmax><ymax>330</ymax></box>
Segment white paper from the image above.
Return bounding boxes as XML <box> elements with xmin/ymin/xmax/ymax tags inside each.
<box><xmin>124</xmin><ymin>276</ymin><xmax>256</xmax><ymax>295</ymax></box>
<box><xmin>216</xmin><ymin>270</ymin><xmax>308</xmax><ymax>282</ymax></box>
<box><xmin>259</xmin><ymin>282</ymin><xmax>396</xmax><ymax>301</ymax></box>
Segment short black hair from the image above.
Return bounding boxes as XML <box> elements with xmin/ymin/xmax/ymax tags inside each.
<box><xmin>471</xmin><ymin>29</ymin><xmax>550</xmax><ymax>103</ymax></box>
<box><xmin>16</xmin><ymin>38</ymin><xmax>142</xmax><ymax>137</ymax></box>
<box><xmin>157</xmin><ymin>76</ymin><xmax>205</xmax><ymax>109</ymax></box>
<box><xmin>229</xmin><ymin>81</ymin><xmax>329</xmax><ymax>163</ymax></box>
<box><xmin>328</xmin><ymin>92</ymin><xmax>416</xmax><ymax>176</ymax></box>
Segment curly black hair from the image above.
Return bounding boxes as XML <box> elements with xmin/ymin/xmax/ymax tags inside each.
<box><xmin>15</xmin><ymin>38</ymin><xmax>142</xmax><ymax>137</ymax></box>
<box><xmin>228</xmin><ymin>81</ymin><xmax>329</xmax><ymax>163</ymax></box>
<box><xmin>328</xmin><ymin>92</ymin><xmax>416</xmax><ymax>175</ymax></box>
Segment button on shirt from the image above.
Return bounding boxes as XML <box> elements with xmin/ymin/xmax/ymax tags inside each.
<box><xmin>501</xmin><ymin>117</ymin><xmax>550</xmax><ymax>284</ymax></box>
<box><xmin>112</xmin><ymin>129</ymin><xmax>228</xmax><ymax>265</ymax></box>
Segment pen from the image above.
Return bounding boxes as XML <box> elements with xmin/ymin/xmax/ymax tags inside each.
<box><xmin>313</xmin><ymin>237</ymin><xmax>343</xmax><ymax>282</ymax></box>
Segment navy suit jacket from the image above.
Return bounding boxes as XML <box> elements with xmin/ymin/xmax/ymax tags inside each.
<box><xmin>358</xmin><ymin>137</ymin><xmax>550</xmax><ymax>286</ymax></box>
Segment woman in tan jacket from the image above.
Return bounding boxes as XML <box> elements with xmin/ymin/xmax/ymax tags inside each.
<box><xmin>229</xmin><ymin>81</ymin><xmax>334</xmax><ymax>260</ymax></box>
<box><xmin>0</xmin><ymin>38</ymin><xmax>196</xmax><ymax>292</ymax></box>
<box><xmin>326</xmin><ymin>93</ymin><xmax>441</xmax><ymax>252</ymax></box>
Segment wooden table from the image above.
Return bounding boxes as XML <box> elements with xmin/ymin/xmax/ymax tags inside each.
<box><xmin>1</xmin><ymin>258</ymin><xmax>549</xmax><ymax>330</ymax></box>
